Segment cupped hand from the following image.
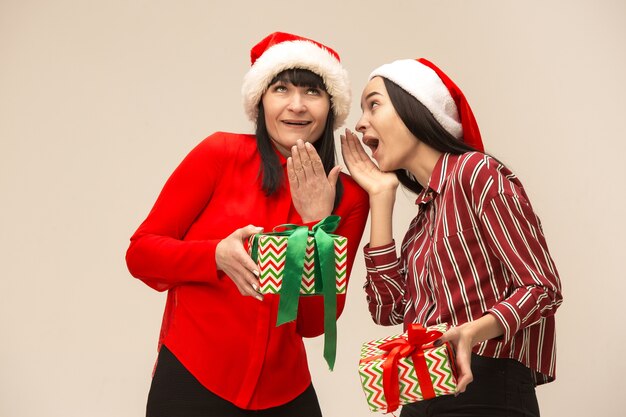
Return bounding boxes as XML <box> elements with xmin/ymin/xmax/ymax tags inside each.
<box><xmin>340</xmin><ymin>129</ymin><xmax>399</xmax><ymax>196</ymax></box>
<box><xmin>287</xmin><ymin>139</ymin><xmax>341</xmax><ymax>223</ymax></box>
<box><xmin>215</xmin><ymin>224</ymin><xmax>264</xmax><ymax>301</ymax></box>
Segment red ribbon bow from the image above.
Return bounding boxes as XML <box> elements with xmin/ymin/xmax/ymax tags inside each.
<box><xmin>379</xmin><ymin>324</ymin><xmax>442</xmax><ymax>413</ymax></box>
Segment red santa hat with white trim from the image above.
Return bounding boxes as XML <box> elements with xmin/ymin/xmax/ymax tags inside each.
<box><xmin>369</xmin><ymin>58</ymin><xmax>484</xmax><ymax>151</ymax></box>
<box><xmin>242</xmin><ymin>32</ymin><xmax>351</xmax><ymax>130</ymax></box>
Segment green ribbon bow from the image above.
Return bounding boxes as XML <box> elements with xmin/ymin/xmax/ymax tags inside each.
<box><xmin>249</xmin><ymin>215</ymin><xmax>341</xmax><ymax>370</ymax></box>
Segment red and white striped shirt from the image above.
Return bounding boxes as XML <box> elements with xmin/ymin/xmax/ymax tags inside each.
<box><xmin>363</xmin><ymin>152</ymin><xmax>562</xmax><ymax>384</ymax></box>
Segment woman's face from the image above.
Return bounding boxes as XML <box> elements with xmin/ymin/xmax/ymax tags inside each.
<box><xmin>262</xmin><ymin>80</ymin><xmax>330</xmax><ymax>157</ymax></box>
<box><xmin>355</xmin><ymin>77</ymin><xmax>419</xmax><ymax>172</ymax></box>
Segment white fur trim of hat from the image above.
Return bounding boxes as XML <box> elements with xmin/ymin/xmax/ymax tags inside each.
<box><xmin>242</xmin><ymin>34</ymin><xmax>350</xmax><ymax>130</ymax></box>
<box><xmin>369</xmin><ymin>59</ymin><xmax>462</xmax><ymax>139</ymax></box>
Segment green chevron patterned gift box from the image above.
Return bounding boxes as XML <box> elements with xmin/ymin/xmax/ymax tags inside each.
<box><xmin>247</xmin><ymin>217</ymin><xmax>348</xmax><ymax>296</ymax></box>
<box><xmin>248</xmin><ymin>215</ymin><xmax>347</xmax><ymax>370</ymax></box>
<box><xmin>359</xmin><ymin>323</ymin><xmax>458</xmax><ymax>413</ymax></box>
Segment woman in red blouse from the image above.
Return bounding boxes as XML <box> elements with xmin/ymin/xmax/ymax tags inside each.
<box><xmin>126</xmin><ymin>32</ymin><xmax>369</xmax><ymax>417</ymax></box>
<box><xmin>342</xmin><ymin>59</ymin><xmax>562</xmax><ymax>416</ymax></box>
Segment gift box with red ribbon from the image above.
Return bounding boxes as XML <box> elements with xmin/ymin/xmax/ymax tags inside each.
<box><xmin>358</xmin><ymin>323</ymin><xmax>458</xmax><ymax>413</ymax></box>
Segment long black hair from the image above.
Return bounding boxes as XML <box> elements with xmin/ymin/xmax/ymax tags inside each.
<box><xmin>382</xmin><ymin>77</ymin><xmax>482</xmax><ymax>194</ymax></box>
<box><xmin>255</xmin><ymin>68</ymin><xmax>343</xmax><ymax>209</ymax></box>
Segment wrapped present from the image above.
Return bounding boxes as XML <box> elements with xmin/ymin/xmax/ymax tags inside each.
<box><xmin>248</xmin><ymin>231</ymin><xmax>347</xmax><ymax>296</ymax></box>
<box><xmin>248</xmin><ymin>215</ymin><xmax>347</xmax><ymax>370</ymax></box>
<box><xmin>359</xmin><ymin>323</ymin><xmax>458</xmax><ymax>413</ymax></box>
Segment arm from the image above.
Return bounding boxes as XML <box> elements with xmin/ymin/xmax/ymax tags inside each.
<box><xmin>480</xmin><ymin>193</ymin><xmax>562</xmax><ymax>340</ymax></box>
<box><xmin>340</xmin><ymin>129</ymin><xmax>406</xmax><ymax>326</ymax></box>
<box><xmin>125</xmin><ymin>133</ymin><xmax>225</xmax><ymax>292</ymax></box>
<box><xmin>439</xmin><ymin>156</ymin><xmax>562</xmax><ymax>393</ymax></box>
<box><xmin>363</xmin><ymin>240</ymin><xmax>407</xmax><ymax>326</ymax></box>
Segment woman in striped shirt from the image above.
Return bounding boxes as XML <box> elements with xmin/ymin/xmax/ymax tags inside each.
<box><xmin>341</xmin><ymin>59</ymin><xmax>562</xmax><ymax>417</ymax></box>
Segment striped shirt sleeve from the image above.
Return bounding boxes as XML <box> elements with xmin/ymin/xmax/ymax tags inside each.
<box><xmin>363</xmin><ymin>241</ymin><xmax>406</xmax><ymax>326</ymax></box>
<box><xmin>480</xmin><ymin>193</ymin><xmax>563</xmax><ymax>342</ymax></box>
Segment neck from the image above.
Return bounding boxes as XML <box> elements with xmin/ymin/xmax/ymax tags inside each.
<box><xmin>404</xmin><ymin>143</ymin><xmax>443</xmax><ymax>189</ymax></box>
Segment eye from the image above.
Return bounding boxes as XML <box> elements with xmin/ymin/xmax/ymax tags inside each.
<box><xmin>306</xmin><ymin>87</ymin><xmax>322</xmax><ymax>96</ymax></box>
<box><xmin>272</xmin><ymin>84</ymin><xmax>287</xmax><ymax>93</ymax></box>
<box><xmin>368</xmin><ymin>100</ymin><xmax>380</xmax><ymax>110</ymax></box>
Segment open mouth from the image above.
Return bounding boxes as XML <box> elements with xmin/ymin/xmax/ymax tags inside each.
<box><xmin>363</xmin><ymin>136</ymin><xmax>380</xmax><ymax>153</ymax></box>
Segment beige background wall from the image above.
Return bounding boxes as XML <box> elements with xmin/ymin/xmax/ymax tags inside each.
<box><xmin>1</xmin><ymin>1</ymin><xmax>624</xmax><ymax>416</ymax></box>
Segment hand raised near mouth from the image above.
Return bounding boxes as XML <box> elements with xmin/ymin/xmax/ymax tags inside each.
<box><xmin>287</xmin><ymin>139</ymin><xmax>341</xmax><ymax>223</ymax></box>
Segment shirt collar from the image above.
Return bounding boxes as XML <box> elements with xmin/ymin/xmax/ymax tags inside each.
<box><xmin>414</xmin><ymin>153</ymin><xmax>458</xmax><ymax>205</ymax></box>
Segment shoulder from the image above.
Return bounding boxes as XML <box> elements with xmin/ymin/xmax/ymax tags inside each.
<box><xmin>448</xmin><ymin>152</ymin><xmax>524</xmax><ymax>209</ymax></box>
<box><xmin>183</xmin><ymin>131</ymin><xmax>257</xmax><ymax>162</ymax></box>
<box><xmin>193</xmin><ymin>131</ymin><xmax>256</xmax><ymax>153</ymax></box>
<box><xmin>452</xmin><ymin>152</ymin><xmax>513</xmax><ymax>186</ymax></box>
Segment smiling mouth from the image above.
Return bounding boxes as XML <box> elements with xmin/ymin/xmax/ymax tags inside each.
<box><xmin>282</xmin><ymin>120</ymin><xmax>312</xmax><ymax>126</ymax></box>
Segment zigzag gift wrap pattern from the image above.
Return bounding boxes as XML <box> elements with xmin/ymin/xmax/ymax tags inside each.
<box><xmin>359</xmin><ymin>323</ymin><xmax>458</xmax><ymax>413</ymax></box>
<box><xmin>248</xmin><ymin>234</ymin><xmax>347</xmax><ymax>295</ymax></box>
<box><xmin>247</xmin><ymin>216</ymin><xmax>347</xmax><ymax>370</ymax></box>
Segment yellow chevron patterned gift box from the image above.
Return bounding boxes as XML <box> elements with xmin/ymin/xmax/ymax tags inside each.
<box><xmin>359</xmin><ymin>323</ymin><xmax>458</xmax><ymax>413</ymax></box>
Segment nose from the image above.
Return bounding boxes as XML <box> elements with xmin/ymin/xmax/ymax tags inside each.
<box><xmin>287</xmin><ymin>92</ymin><xmax>306</xmax><ymax>113</ymax></box>
<box><xmin>355</xmin><ymin>113</ymin><xmax>368</xmax><ymax>133</ymax></box>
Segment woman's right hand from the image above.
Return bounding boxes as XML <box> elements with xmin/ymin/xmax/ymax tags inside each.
<box><xmin>215</xmin><ymin>225</ymin><xmax>264</xmax><ymax>301</ymax></box>
<box><xmin>340</xmin><ymin>129</ymin><xmax>399</xmax><ymax>196</ymax></box>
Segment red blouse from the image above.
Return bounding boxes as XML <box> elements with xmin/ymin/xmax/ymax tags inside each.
<box><xmin>126</xmin><ymin>132</ymin><xmax>369</xmax><ymax>409</ymax></box>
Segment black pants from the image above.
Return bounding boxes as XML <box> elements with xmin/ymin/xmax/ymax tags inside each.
<box><xmin>400</xmin><ymin>354</ymin><xmax>540</xmax><ymax>417</ymax></box>
<box><xmin>146</xmin><ymin>345</ymin><xmax>322</xmax><ymax>417</ymax></box>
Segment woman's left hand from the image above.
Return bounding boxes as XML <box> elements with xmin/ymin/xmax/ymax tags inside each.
<box><xmin>436</xmin><ymin>324</ymin><xmax>476</xmax><ymax>395</ymax></box>
<box><xmin>287</xmin><ymin>139</ymin><xmax>341</xmax><ymax>223</ymax></box>
<box><xmin>436</xmin><ymin>315</ymin><xmax>505</xmax><ymax>395</ymax></box>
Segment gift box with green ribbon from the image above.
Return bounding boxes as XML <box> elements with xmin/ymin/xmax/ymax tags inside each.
<box><xmin>248</xmin><ymin>215</ymin><xmax>347</xmax><ymax>370</ymax></box>
<box><xmin>359</xmin><ymin>323</ymin><xmax>458</xmax><ymax>413</ymax></box>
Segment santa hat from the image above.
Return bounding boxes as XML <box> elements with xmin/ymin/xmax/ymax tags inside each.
<box><xmin>242</xmin><ymin>32</ymin><xmax>351</xmax><ymax>129</ymax></box>
<box><xmin>369</xmin><ymin>58</ymin><xmax>484</xmax><ymax>151</ymax></box>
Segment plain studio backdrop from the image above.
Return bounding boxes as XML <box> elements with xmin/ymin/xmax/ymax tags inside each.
<box><xmin>1</xmin><ymin>1</ymin><xmax>624</xmax><ymax>416</ymax></box>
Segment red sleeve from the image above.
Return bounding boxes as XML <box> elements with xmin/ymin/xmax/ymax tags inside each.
<box><xmin>363</xmin><ymin>240</ymin><xmax>406</xmax><ymax>326</ymax></box>
<box><xmin>125</xmin><ymin>133</ymin><xmax>228</xmax><ymax>291</ymax></box>
<box><xmin>481</xmin><ymin>193</ymin><xmax>563</xmax><ymax>342</ymax></box>
<box><xmin>296</xmin><ymin>175</ymin><xmax>370</xmax><ymax>337</ymax></box>
<box><xmin>460</xmin><ymin>153</ymin><xmax>563</xmax><ymax>342</ymax></box>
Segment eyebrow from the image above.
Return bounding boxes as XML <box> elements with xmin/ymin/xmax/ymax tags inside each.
<box><xmin>361</xmin><ymin>91</ymin><xmax>383</xmax><ymax>109</ymax></box>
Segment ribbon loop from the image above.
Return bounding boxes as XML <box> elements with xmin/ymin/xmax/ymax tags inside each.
<box><xmin>379</xmin><ymin>323</ymin><xmax>444</xmax><ymax>413</ymax></box>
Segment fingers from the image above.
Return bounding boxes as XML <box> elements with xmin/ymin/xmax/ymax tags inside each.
<box><xmin>341</xmin><ymin>129</ymin><xmax>364</xmax><ymax>167</ymax></box>
<box><xmin>438</xmin><ymin>327</ymin><xmax>474</xmax><ymax>395</ymax></box>
<box><xmin>287</xmin><ymin>157</ymin><xmax>299</xmax><ymax>189</ymax></box>
<box><xmin>346</xmin><ymin>129</ymin><xmax>373</xmax><ymax>163</ymax></box>
<box><xmin>290</xmin><ymin>141</ymin><xmax>307</xmax><ymax>182</ymax></box>
<box><xmin>230</xmin><ymin>256</ymin><xmax>263</xmax><ymax>300</ymax></box>
<box><xmin>219</xmin><ymin>225</ymin><xmax>265</xmax><ymax>301</ymax></box>
<box><xmin>236</xmin><ymin>225</ymin><xmax>263</xmax><ymax>295</ymax></box>
<box><xmin>239</xmin><ymin>224</ymin><xmax>264</xmax><ymax>240</ymax></box>
<box><xmin>304</xmin><ymin>141</ymin><xmax>324</xmax><ymax>176</ymax></box>
<box><xmin>290</xmin><ymin>139</ymin><xmax>333</xmax><ymax>186</ymax></box>
<box><xmin>299</xmin><ymin>141</ymin><xmax>315</xmax><ymax>179</ymax></box>
<box><xmin>328</xmin><ymin>166</ymin><xmax>341</xmax><ymax>191</ymax></box>
<box><xmin>454</xmin><ymin>357</ymin><xmax>474</xmax><ymax>394</ymax></box>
